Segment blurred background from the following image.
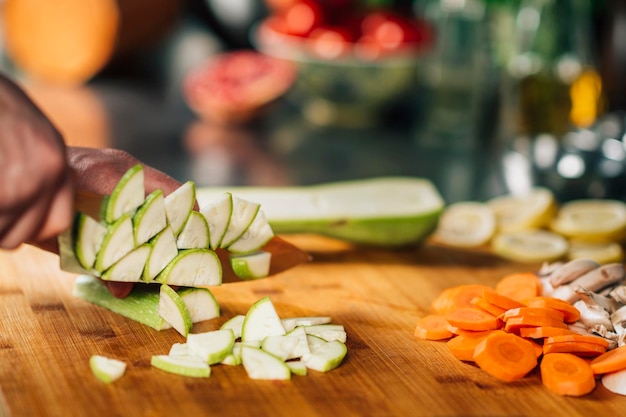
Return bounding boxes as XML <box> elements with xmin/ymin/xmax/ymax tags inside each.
<box><xmin>0</xmin><ymin>0</ymin><xmax>624</xmax><ymax>204</ymax></box>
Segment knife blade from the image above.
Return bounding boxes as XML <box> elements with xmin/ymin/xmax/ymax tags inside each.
<box><xmin>74</xmin><ymin>190</ymin><xmax>311</xmax><ymax>283</ymax></box>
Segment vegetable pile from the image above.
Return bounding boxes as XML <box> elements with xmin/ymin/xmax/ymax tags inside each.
<box><xmin>90</xmin><ymin>295</ymin><xmax>348</xmax><ymax>383</ymax></box>
<box><xmin>415</xmin><ymin>261</ymin><xmax>626</xmax><ymax>397</ymax></box>
<box><xmin>432</xmin><ymin>188</ymin><xmax>626</xmax><ymax>264</ymax></box>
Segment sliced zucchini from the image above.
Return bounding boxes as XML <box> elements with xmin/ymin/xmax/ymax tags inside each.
<box><xmin>133</xmin><ymin>189</ymin><xmax>167</xmax><ymax>245</ymax></box>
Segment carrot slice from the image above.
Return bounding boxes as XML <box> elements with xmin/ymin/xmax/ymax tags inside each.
<box><xmin>431</xmin><ymin>285</ymin><xmax>495</xmax><ymax>315</ymax></box>
<box><xmin>444</xmin><ymin>307</ymin><xmax>502</xmax><ymax>332</ymax></box>
<box><xmin>546</xmin><ymin>334</ymin><xmax>610</xmax><ymax>349</ymax></box>
<box><xmin>473</xmin><ymin>331</ymin><xmax>538</xmax><ymax>381</ymax></box>
<box><xmin>414</xmin><ymin>314</ymin><xmax>454</xmax><ymax>340</ymax></box>
<box><xmin>470</xmin><ymin>296</ymin><xmax>507</xmax><ymax>317</ymax></box>
<box><xmin>590</xmin><ymin>345</ymin><xmax>626</xmax><ymax>374</ymax></box>
<box><xmin>543</xmin><ymin>341</ymin><xmax>607</xmax><ymax>357</ymax></box>
<box><xmin>540</xmin><ymin>353</ymin><xmax>596</xmax><ymax>396</ymax></box>
<box><xmin>500</xmin><ymin>307</ymin><xmax>565</xmax><ymax>323</ymax></box>
<box><xmin>447</xmin><ymin>325</ymin><xmax>495</xmax><ymax>338</ymax></box>
<box><xmin>504</xmin><ymin>315</ymin><xmax>568</xmax><ymax>333</ymax></box>
<box><xmin>447</xmin><ymin>332</ymin><xmax>495</xmax><ymax>362</ymax></box>
<box><xmin>525</xmin><ymin>296</ymin><xmax>581</xmax><ymax>323</ymax></box>
<box><xmin>495</xmin><ymin>272</ymin><xmax>542</xmax><ymax>303</ymax></box>
<box><xmin>482</xmin><ymin>290</ymin><xmax>526</xmax><ymax>310</ymax></box>
<box><xmin>527</xmin><ymin>338</ymin><xmax>544</xmax><ymax>358</ymax></box>
<box><xmin>519</xmin><ymin>326</ymin><xmax>576</xmax><ymax>339</ymax></box>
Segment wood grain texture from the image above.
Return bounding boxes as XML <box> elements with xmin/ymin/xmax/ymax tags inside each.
<box><xmin>0</xmin><ymin>235</ymin><xmax>625</xmax><ymax>417</ymax></box>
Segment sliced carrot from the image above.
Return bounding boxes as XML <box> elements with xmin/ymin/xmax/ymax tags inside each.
<box><xmin>500</xmin><ymin>307</ymin><xmax>565</xmax><ymax>323</ymax></box>
<box><xmin>444</xmin><ymin>307</ymin><xmax>502</xmax><ymax>332</ymax></box>
<box><xmin>525</xmin><ymin>338</ymin><xmax>544</xmax><ymax>358</ymax></box>
<box><xmin>414</xmin><ymin>314</ymin><xmax>454</xmax><ymax>340</ymax></box>
<box><xmin>590</xmin><ymin>345</ymin><xmax>626</xmax><ymax>374</ymax></box>
<box><xmin>545</xmin><ymin>334</ymin><xmax>610</xmax><ymax>349</ymax></box>
<box><xmin>542</xmin><ymin>341</ymin><xmax>607</xmax><ymax>357</ymax></box>
<box><xmin>482</xmin><ymin>290</ymin><xmax>526</xmax><ymax>310</ymax></box>
<box><xmin>519</xmin><ymin>326</ymin><xmax>576</xmax><ymax>339</ymax></box>
<box><xmin>446</xmin><ymin>325</ymin><xmax>495</xmax><ymax>338</ymax></box>
<box><xmin>525</xmin><ymin>296</ymin><xmax>581</xmax><ymax>323</ymax></box>
<box><xmin>495</xmin><ymin>272</ymin><xmax>542</xmax><ymax>303</ymax></box>
<box><xmin>431</xmin><ymin>285</ymin><xmax>495</xmax><ymax>315</ymax></box>
<box><xmin>504</xmin><ymin>315</ymin><xmax>568</xmax><ymax>333</ymax></box>
<box><xmin>470</xmin><ymin>296</ymin><xmax>507</xmax><ymax>317</ymax></box>
<box><xmin>540</xmin><ymin>353</ymin><xmax>596</xmax><ymax>396</ymax></box>
<box><xmin>473</xmin><ymin>330</ymin><xmax>538</xmax><ymax>382</ymax></box>
<box><xmin>447</xmin><ymin>332</ymin><xmax>494</xmax><ymax>362</ymax></box>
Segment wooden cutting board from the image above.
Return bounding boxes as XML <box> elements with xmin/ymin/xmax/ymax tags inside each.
<box><xmin>1</xmin><ymin>235</ymin><xmax>625</xmax><ymax>417</ymax></box>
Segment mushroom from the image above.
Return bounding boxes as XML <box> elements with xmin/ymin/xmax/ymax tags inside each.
<box><xmin>609</xmin><ymin>286</ymin><xmax>626</xmax><ymax>304</ymax></box>
<box><xmin>573</xmin><ymin>299</ymin><xmax>614</xmax><ymax>331</ymax></box>
<box><xmin>576</xmin><ymin>287</ymin><xmax>622</xmax><ymax>314</ymax></box>
<box><xmin>548</xmin><ymin>258</ymin><xmax>600</xmax><ymax>287</ymax></box>
<box><xmin>538</xmin><ymin>261</ymin><xmax>564</xmax><ymax>278</ymax></box>
<box><xmin>566</xmin><ymin>263</ymin><xmax>626</xmax><ymax>302</ymax></box>
<box><xmin>611</xmin><ymin>305</ymin><xmax>626</xmax><ymax>347</ymax></box>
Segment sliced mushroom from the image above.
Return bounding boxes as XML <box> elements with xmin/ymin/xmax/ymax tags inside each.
<box><xmin>574</xmin><ymin>299</ymin><xmax>614</xmax><ymax>331</ymax></box>
<box><xmin>548</xmin><ymin>258</ymin><xmax>600</xmax><ymax>287</ymax></box>
<box><xmin>568</xmin><ymin>263</ymin><xmax>625</xmax><ymax>295</ymax></box>
<box><xmin>550</xmin><ymin>284</ymin><xmax>579</xmax><ymax>303</ymax></box>
<box><xmin>609</xmin><ymin>286</ymin><xmax>626</xmax><ymax>304</ymax></box>
<box><xmin>576</xmin><ymin>287</ymin><xmax>622</xmax><ymax>314</ymax></box>
<box><xmin>538</xmin><ymin>261</ymin><xmax>564</xmax><ymax>278</ymax></box>
<box><xmin>568</xmin><ymin>320</ymin><xmax>592</xmax><ymax>335</ymax></box>
<box><xmin>611</xmin><ymin>305</ymin><xmax>626</xmax><ymax>342</ymax></box>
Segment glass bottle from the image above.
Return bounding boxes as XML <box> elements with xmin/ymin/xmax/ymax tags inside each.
<box><xmin>498</xmin><ymin>0</ymin><xmax>602</xmax><ymax>142</ymax></box>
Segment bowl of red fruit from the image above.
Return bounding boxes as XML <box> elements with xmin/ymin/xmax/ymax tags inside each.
<box><xmin>252</xmin><ymin>0</ymin><xmax>434</xmax><ymax>126</ymax></box>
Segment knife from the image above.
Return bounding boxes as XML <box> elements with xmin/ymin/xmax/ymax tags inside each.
<box><xmin>74</xmin><ymin>190</ymin><xmax>311</xmax><ymax>284</ymax></box>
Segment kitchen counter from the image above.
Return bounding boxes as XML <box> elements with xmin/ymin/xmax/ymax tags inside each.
<box><xmin>1</xmin><ymin>236</ymin><xmax>625</xmax><ymax>417</ymax></box>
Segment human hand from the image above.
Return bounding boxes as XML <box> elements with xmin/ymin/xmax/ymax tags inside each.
<box><xmin>65</xmin><ymin>147</ymin><xmax>183</xmax><ymax>298</ymax></box>
<box><xmin>0</xmin><ymin>74</ymin><xmax>74</xmax><ymax>250</ymax></box>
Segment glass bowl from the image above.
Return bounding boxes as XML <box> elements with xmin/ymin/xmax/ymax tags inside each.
<box><xmin>252</xmin><ymin>20</ymin><xmax>423</xmax><ymax>127</ymax></box>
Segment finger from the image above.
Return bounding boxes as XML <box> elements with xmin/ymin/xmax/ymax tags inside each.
<box><xmin>143</xmin><ymin>165</ymin><xmax>182</xmax><ymax>196</ymax></box>
<box><xmin>0</xmin><ymin>198</ymin><xmax>51</xmax><ymax>249</ymax></box>
<box><xmin>104</xmin><ymin>281</ymin><xmax>135</xmax><ymax>299</ymax></box>
<box><xmin>34</xmin><ymin>175</ymin><xmax>74</xmax><ymax>242</ymax></box>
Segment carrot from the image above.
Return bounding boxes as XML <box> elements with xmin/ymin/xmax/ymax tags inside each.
<box><xmin>414</xmin><ymin>315</ymin><xmax>454</xmax><ymax>340</ymax></box>
<box><xmin>545</xmin><ymin>334</ymin><xmax>610</xmax><ymax>349</ymax></box>
<box><xmin>495</xmin><ymin>272</ymin><xmax>542</xmax><ymax>303</ymax></box>
<box><xmin>447</xmin><ymin>332</ymin><xmax>494</xmax><ymax>362</ymax></box>
<box><xmin>590</xmin><ymin>345</ymin><xmax>626</xmax><ymax>374</ymax></box>
<box><xmin>519</xmin><ymin>326</ymin><xmax>576</xmax><ymax>339</ymax></box>
<box><xmin>500</xmin><ymin>307</ymin><xmax>565</xmax><ymax>323</ymax></box>
<box><xmin>482</xmin><ymin>290</ymin><xmax>526</xmax><ymax>310</ymax></box>
<box><xmin>446</xmin><ymin>325</ymin><xmax>495</xmax><ymax>338</ymax></box>
<box><xmin>470</xmin><ymin>296</ymin><xmax>507</xmax><ymax>317</ymax></box>
<box><xmin>504</xmin><ymin>315</ymin><xmax>568</xmax><ymax>333</ymax></box>
<box><xmin>527</xmin><ymin>338</ymin><xmax>544</xmax><ymax>358</ymax></box>
<box><xmin>540</xmin><ymin>353</ymin><xmax>596</xmax><ymax>396</ymax></box>
<box><xmin>542</xmin><ymin>341</ymin><xmax>607</xmax><ymax>357</ymax></box>
<box><xmin>444</xmin><ymin>307</ymin><xmax>502</xmax><ymax>332</ymax></box>
<box><xmin>473</xmin><ymin>330</ymin><xmax>538</xmax><ymax>381</ymax></box>
<box><xmin>431</xmin><ymin>285</ymin><xmax>495</xmax><ymax>315</ymax></box>
<box><xmin>525</xmin><ymin>296</ymin><xmax>581</xmax><ymax>323</ymax></box>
